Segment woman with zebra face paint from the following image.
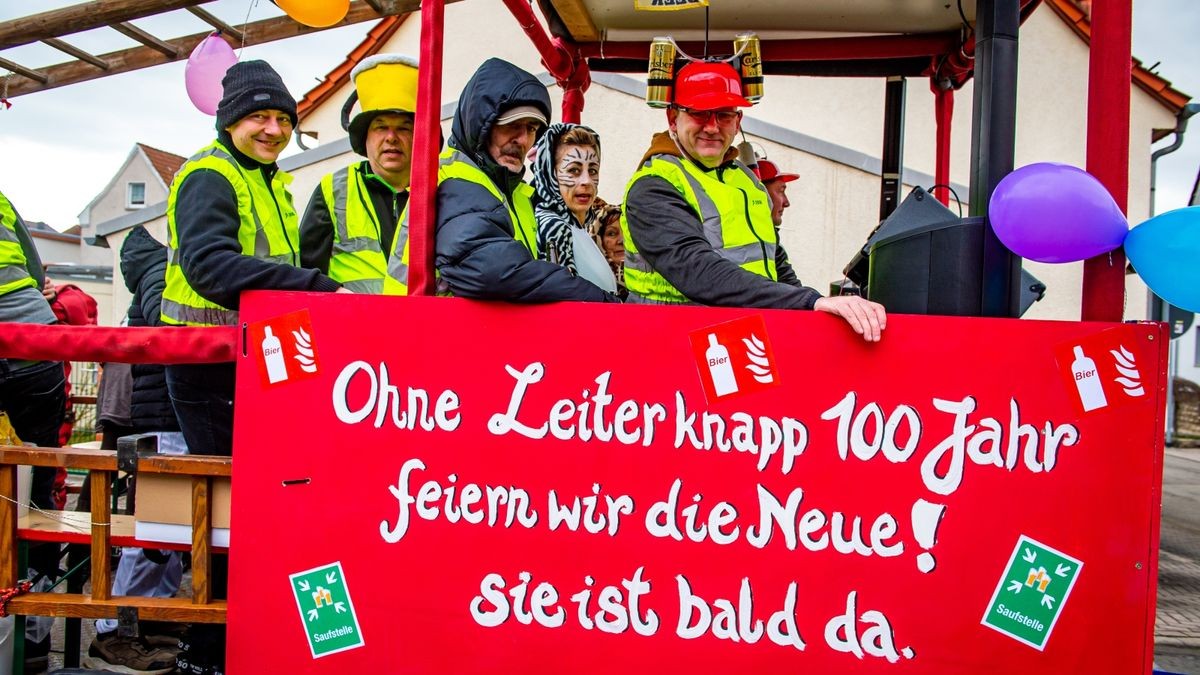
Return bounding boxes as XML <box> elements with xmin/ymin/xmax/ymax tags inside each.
<box><xmin>531</xmin><ymin>124</ymin><xmax>618</xmax><ymax>293</ymax></box>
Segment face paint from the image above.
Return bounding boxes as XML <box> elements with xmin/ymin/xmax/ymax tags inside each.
<box><xmin>554</xmin><ymin>143</ymin><xmax>600</xmax><ymax>222</ymax></box>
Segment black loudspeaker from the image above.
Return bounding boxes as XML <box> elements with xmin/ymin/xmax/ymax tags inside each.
<box><xmin>1018</xmin><ymin>269</ymin><xmax>1047</xmax><ymax>317</ymax></box>
<box><xmin>843</xmin><ymin>186</ymin><xmax>960</xmax><ymax>290</ymax></box>
<box><xmin>868</xmin><ymin>215</ymin><xmax>986</xmax><ymax>316</ymax></box>
<box><xmin>842</xmin><ymin>187</ymin><xmax>1045</xmax><ymax>317</ymax></box>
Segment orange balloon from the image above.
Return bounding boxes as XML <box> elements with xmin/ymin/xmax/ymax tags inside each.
<box><xmin>277</xmin><ymin>0</ymin><xmax>349</xmax><ymax>28</ymax></box>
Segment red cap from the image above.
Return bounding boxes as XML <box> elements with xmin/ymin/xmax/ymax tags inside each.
<box><xmin>674</xmin><ymin>61</ymin><xmax>752</xmax><ymax>111</ymax></box>
<box><xmin>758</xmin><ymin>159</ymin><xmax>799</xmax><ymax>183</ymax></box>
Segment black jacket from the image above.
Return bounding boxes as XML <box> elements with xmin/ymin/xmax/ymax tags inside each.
<box><xmin>119</xmin><ymin>227</ymin><xmax>179</xmax><ymax>432</ymax></box>
<box><xmin>437</xmin><ymin>58</ymin><xmax>618</xmax><ymax>303</ymax></box>
<box><xmin>299</xmin><ymin>161</ymin><xmax>410</xmax><ymax>274</ymax></box>
<box><xmin>171</xmin><ymin>129</ymin><xmax>342</xmax><ymax>310</ymax></box>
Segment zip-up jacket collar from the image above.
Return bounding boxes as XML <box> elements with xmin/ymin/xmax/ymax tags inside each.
<box><xmin>637</xmin><ymin>130</ymin><xmax>740</xmax><ymax>175</ymax></box>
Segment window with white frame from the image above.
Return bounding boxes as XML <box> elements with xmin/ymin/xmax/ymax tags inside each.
<box><xmin>127</xmin><ymin>182</ymin><xmax>146</xmax><ymax>209</ymax></box>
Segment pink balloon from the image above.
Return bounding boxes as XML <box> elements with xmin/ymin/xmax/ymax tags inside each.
<box><xmin>185</xmin><ymin>33</ymin><xmax>237</xmax><ymax>116</ymax></box>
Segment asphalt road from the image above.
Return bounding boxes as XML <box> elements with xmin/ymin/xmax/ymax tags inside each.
<box><xmin>1156</xmin><ymin>449</ymin><xmax>1200</xmax><ymax>674</ymax></box>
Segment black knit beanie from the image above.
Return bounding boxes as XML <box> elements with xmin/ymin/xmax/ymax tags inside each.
<box><xmin>215</xmin><ymin>60</ymin><xmax>297</xmax><ymax>130</ymax></box>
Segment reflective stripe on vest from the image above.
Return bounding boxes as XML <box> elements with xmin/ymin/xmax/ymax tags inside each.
<box><xmin>322</xmin><ymin>164</ymin><xmax>395</xmax><ymax>294</ymax></box>
<box><xmin>0</xmin><ymin>192</ymin><xmax>34</xmax><ymax>295</ymax></box>
<box><xmin>621</xmin><ymin>155</ymin><xmax>777</xmax><ymax>304</ymax></box>
<box><xmin>382</xmin><ymin>147</ymin><xmax>536</xmax><ymax>295</ymax></box>
<box><xmin>163</xmin><ymin>141</ymin><xmax>299</xmax><ymax>326</ymax></box>
<box><xmin>437</xmin><ymin>148</ymin><xmax>538</xmax><ymax>255</ymax></box>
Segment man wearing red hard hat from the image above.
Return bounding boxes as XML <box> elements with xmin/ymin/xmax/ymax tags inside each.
<box><xmin>621</xmin><ymin>60</ymin><xmax>886</xmax><ymax>341</ymax></box>
<box><xmin>757</xmin><ymin>159</ymin><xmax>798</xmax><ymax>227</ymax></box>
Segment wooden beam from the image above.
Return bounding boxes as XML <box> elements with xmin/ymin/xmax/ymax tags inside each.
<box><xmin>547</xmin><ymin>0</ymin><xmax>600</xmax><ymax>42</ymax></box>
<box><xmin>8</xmin><ymin>594</ymin><xmax>227</xmax><ymax>622</ymax></box>
<box><xmin>0</xmin><ymin>56</ymin><xmax>47</xmax><ymax>84</ymax></box>
<box><xmin>89</xmin><ymin>469</ymin><xmax>112</xmax><ymax>601</ymax></box>
<box><xmin>0</xmin><ymin>465</ymin><xmax>17</xmax><ymax>591</ymax></box>
<box><xmin>112</xmin><ymin>21</ymin><xmax>179</xmax><ymax>57</ymax></box>
<box><xmin>42</xmin><ymin>38</ymin><xmax>111</xmax><ymax>70</ymax></box>
<box><xmin>0</xmin><ymin>0</ymin><xmax>210</xmax><ymax>50</ymax></box>
<box><xmin>185</xmin><ymin>6</ymin><xmax>244</xmax><ymax>43</ymax></box>
<box><xmin>3</xmin><ymin>0</ymin><xmax>447</xmax><ymax>97</ymax></box>
<box><xmin>191</xmin><ymin>476</ymin><xmax>212</xmax><ymax>606</ymax></box>
<box><xmin>0</xmin><ymin>445</ymin><xmax>231</xmax><ymax>477</ymax></box>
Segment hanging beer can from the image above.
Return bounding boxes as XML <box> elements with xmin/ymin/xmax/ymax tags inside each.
<box><xmin>646</xmin><ymin>37</ymin><xmax>676</xmax><ymax>108</ymax></box>
<box><xmin>734</xmin><ymin>32</ymin><xmax>763</xmax><ymax>103</ymax></box>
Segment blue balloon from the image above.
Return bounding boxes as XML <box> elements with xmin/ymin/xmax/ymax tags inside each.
<box><xmin>1126</xmin><ymin>206</ymin><xmax>1200</xmax><ymax>312</ymax></box>
<box><xmin>989</xmin><ymin>163</ymin><xmax>1129</xmax><ymax>263</ymax></box>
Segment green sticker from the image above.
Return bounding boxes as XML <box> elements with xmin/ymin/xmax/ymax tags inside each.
<box><xmin>289</xmin><ymin>561</ymin><xmax>365</xmax><ymax>658</ymax></box>
<box><xmin>981</xmin><ymin>535</ymin><xmax>1083</xmax><ymax>650</ymax></box>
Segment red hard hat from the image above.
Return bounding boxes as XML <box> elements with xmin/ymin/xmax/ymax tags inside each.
<box><xmin>674</xmin><ymin>61</ymin><xmax>751</xmax><ymax>110</ymax></box>
<box><xmin>758</xmin><ymin>159</ymin><xmax>799</xmax><ymax>183</ymax></box>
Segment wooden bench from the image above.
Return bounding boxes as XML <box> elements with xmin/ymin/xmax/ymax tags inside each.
<box><xmin>0</xmin><ymin>444</ymin><xmax>229</xmax><ymax>624</ymax></box>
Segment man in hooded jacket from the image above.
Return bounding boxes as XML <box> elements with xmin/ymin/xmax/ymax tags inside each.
<box><xmin>386</xmin><ymin>58</ymin><xmax>618</xmax><ymax>302</ymax></box>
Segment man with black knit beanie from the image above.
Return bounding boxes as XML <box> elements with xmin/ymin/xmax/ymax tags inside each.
<box><xmin>161</xmin><ymin>59</ymin><xmax>348</xmax><ymax>674</ymax></box>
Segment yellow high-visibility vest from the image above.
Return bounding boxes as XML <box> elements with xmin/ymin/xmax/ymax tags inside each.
<box><xmin>0</xmin><ymin>191</ymin><xmax>36</xmax><ymax>296</ymax></box>
<box><xmin>621</xmin><ymin>155</ymin><xmax>776</xmax><ymax>303</ymax></box>
<box><xmin>163</xmin><ymin>141</ymin><xmax>299</xmax><ymax>326</ymax></box>
<box><xmin>383</xmin><ymin>147</ymin><xmax>537</xmax><ymax>295</ymax></box>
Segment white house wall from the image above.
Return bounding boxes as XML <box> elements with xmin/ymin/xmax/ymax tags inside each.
<box><xmin>83</xmin><ymin>152</ymin><xmax>167</xmax><ymax>266</ymax></box>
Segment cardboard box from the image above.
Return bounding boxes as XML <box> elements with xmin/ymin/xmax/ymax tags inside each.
<box><xmin>134</xmin><ymin>474</ymin><xmax>231</xmax><ymax>547</ymax></box>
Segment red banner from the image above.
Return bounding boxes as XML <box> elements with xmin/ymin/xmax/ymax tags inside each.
<box><xmin>228</xmin><ymin>293</ymin><xmax>1166</xmax><ymax>673</ymax></box>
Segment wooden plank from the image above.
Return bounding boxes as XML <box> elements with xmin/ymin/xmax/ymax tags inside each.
<box><xmin>18</xmin><ymin>511</ymin><xmax>229</xmax><ymax>552</ymax></box>
<box><xmin>191</xmin><ymin>476</ymin><xmax>211</xmax><ymax>606</ymax></box>
<box><xmin>71</xmin><ymin>395</ymin><xmax>98</xmax><ymax>405</ymax></box>
<box><xmin>0</xmin><ymin>0</ymin><xmax>208</xmax><ymax>50</ymax></box>
<box><xmin>0</xmin><ymin>56</ymin><xmax>47</xmax><ymax>84</ymax></box>
<box><xmin>0</xmin><ymin>464</ymin><xmax>17</xmax><ymax>590</ymax></box>
<box><xmin>185</xmin><ymin>6</ymin><xmax>243</xmax><ymax>43</ymax></box>
<box><xmin>139</xmin><ymin>453</ymin><xmax>232</xmax><ymax>476</ymax></box>
<box><xmin>20</xmin><ymin>511</ymin><xmax>131</xmax><ymax>540</ymax></box>
<box><xmin>8</xmin><ymin>593</ymin><xmax>226</xmax><ymax>622</ymax></box>
<box><xmin>546</xmin><ymin>0</ymin><xmax>600</xmax><ymax>42</ymax></box>
<box><xmin>41</xmin><ymin>38</ymin><xmax>110</xmax><ymax>70</ymax></box>
<box><xmin>111</xmin><ymin>21</ymin><xmax>180</xmax><ymax>57</ymax></box>
<box><xmin>89</xmin><ymin>469</ymin><xmax>111</xmax><ymax>601</ymax></box>
<box><xmin>2</xmin><ymin>0</ymin><xmax>454</xmax><ymax>97</ymax></box>
<box><xmin>0</xmin><ymin>445</ymin><xmax>231</xmax><ymax>476</ymax></box>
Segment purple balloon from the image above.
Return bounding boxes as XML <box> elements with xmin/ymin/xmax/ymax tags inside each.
<box><xmin>989</xmin><ymin>162</ymin><xmax>1129</xmax><ymax>263</ymax></box>
<box><xmin>185</xmin><ymin>33</ymin><xmax>237</xmax><ymax>116</ymax></box>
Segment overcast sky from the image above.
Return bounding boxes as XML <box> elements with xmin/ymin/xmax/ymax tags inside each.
<box><xmin>0</xmin><ymin>1</ymin><xmax>1196</xmax><ymax>230</ymax></box>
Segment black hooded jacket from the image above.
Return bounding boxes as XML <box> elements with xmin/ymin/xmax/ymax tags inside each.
<box><xmin>436</xmin><ymin>58</ymin><xmax>618</xmax><ymax>303</ymax></box>
<box><xmin>119</xmin><ymin>227</ymin><xmax>180</xmax><ymax>432</ymax></box>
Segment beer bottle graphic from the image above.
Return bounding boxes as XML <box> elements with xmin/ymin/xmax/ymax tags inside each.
<box><xmin>1071</xmin><ymin>345</ymin><xmax>1107</xmax><ymax>411</ymax></box>
<box><xmin>706</xmin><ymin>333</ymin><xmax>738</xmax><ymax>396</ymax></box>
<box><xmin>263</xmin><ymin>326</ymin><xmax>288</xmax><ymax>384</ymax></box>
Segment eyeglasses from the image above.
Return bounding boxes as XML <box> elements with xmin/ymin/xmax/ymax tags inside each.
<box><xmin>675</xmin><ymin>107</ymin><xmax>741</xmax><ymax>127</ymax></box>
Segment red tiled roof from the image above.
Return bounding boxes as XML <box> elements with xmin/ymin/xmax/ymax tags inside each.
<box><xmin>136</xmin><ymin>143</ymin><xmax>186</xmax><ymax>187</ymax></box>
<box><xmin>1044</xmin><ymin>0</ymin><xmax>1190</xmax><ymax>118</ymax></box>
<box><xmin>297</xmin><ymin>16</ymin><xmax>409</xmax><ymax>121</ymax></box>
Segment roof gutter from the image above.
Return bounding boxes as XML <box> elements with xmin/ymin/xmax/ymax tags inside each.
<box><xmin>1150</xmin><ymin>102</ymin><xmax>1200</xmax><ymax>217</ymax></box>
